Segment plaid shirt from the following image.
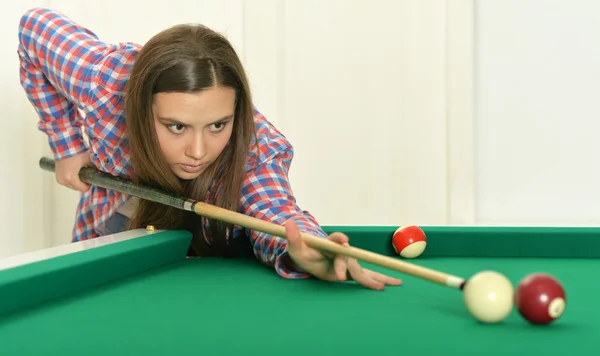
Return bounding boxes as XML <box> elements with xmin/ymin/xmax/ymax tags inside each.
<box><xmin>17</xmin><ymin>7</ymin><xmax>327</xmax><ymax>278</ymax></box>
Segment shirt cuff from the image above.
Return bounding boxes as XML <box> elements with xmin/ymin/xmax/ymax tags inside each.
<box><xmin>47</xmin><ymin>127</ymin><xmax>88</xmax><ymax>160</ymax></box>
<box><xmin>274</xmin><ymin>249</ymin><xmax>312</xmax><ymax>279</ymax></box>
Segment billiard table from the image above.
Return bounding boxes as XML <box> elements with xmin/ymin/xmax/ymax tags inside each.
<box><xmin>0</xmin><ymin>225</ymin><xmax>596</xmax><ymax>355</ymax></box>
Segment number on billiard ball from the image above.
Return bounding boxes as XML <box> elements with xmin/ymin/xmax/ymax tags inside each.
<box><xmin>392</xmin><ymin>225</ymin><xmax>427</xmax><ymax>258</ymax></box>
<box><xmin>515</xmin><ymin>273</ymin><xmax>566</xmax><ymax>325</ymax></box>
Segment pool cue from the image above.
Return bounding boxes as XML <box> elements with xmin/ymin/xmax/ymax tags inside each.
<box><xmin>39</xmin><ymin>156</ymin><xmax>466</xmax><ymax>290</ymax></box>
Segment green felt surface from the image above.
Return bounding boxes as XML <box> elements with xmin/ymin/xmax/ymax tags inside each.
<box><xmin>0</xmin><ymin>227</ymin><xmax>597</xmax><ymax>355</ymax></box>
<box><xmin>0</xmin><ymin>257</ymin><xmax>595</xmax><ymax>355</ymax></box>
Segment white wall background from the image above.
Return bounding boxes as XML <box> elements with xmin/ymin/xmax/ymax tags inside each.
<box><xmin>1</xmin><ymin>0</ymin><xmax>599</xmax><ymax>258</ymax></box>
<box><xmin>474</xmin><ymin>0</ymin><xmax>600</xmax><ymax>226</ymax></box>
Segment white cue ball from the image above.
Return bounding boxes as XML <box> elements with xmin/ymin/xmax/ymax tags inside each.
<box><xmin>462</xmin><ymin>270</ymin><xmax>514</xmax><ymax>324</ymax></box>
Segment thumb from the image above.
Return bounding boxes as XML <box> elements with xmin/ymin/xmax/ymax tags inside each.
<box><xmin>327</xmin><ymin>232</ymin><xmax>349</xmax><ymax>245</ymax></box>
<box><xmin>284</xmin><ymin>219</ymin><xmax>304</xmax><ymax>253</ymax></box>
<box><xmin>83</xmin><ymin>154</ymin><xmax>93</xmax><ymax>167</ymax></box>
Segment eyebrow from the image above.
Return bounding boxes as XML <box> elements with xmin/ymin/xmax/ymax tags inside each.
<box><xmin>158</xmin><ymin>114</ymin><xmax>234</xmax><ymax>126</ymax></box>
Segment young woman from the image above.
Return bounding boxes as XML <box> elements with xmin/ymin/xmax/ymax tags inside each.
<box><xmin>17</xmin><ymin>7</ymin><xmax>401</xmax><ymax>290</ymax></box>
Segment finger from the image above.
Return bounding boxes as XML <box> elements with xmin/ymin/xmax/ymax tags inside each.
<box><xmin>61</xmin><ymin>177</ymin><xmax>89</xmax><ymax>193</ymax></box>
<box><xmin>56</xmin><ymin>171</ymin><xmax>87</xmax><ymax>191</ymax></box>
<box><xmin>366</xmin><ymin>270</ymin><xmax>403</xmax><ymax>286</ymax></box>
<box><xmin>347</xmin><ymin>258</ymin><xmax>385</xmax><ymax>290</ymax></box>
<box><xmin>334</xmin><ymin>255</ymin><xmax>348</xmax><ymax>281</ymax></box>
<box><xmin>71</xmin><ymin>179</ymin><xmax>90</xmax><ymax>193</ymax></box>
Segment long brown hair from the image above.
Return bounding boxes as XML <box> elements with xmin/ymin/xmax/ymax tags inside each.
<box><xmin>125</xmin><ymin>24</ymin><xmax>257</xmax><ymax>257</ymax></box>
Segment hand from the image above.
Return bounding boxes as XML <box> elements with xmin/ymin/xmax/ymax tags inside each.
<box><xmin>284</xmin><ymin>220</ymin><xmax>403</xmax><ymax>290</ymax></box>
<box><xmin>54</xmin><ymin>151</ymin><xmax>92</xmax><ymax>192</ymax></box>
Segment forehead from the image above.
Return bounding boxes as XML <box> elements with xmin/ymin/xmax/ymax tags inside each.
<box><xmin>152</xmin><ymin>87</ymin><xmax>236</xmax><ymax>124</ymax></box>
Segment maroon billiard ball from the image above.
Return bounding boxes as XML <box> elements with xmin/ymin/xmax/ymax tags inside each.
<box><xmin>514</xmin><ymin>273</ymin><xmax>566</xmax><ymax>325</ymax></box>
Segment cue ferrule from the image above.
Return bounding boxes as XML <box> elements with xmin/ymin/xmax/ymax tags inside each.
<box><xmin>447</xmin><ymin>276</ymin><xmax>466</xmax><ymax>289</ymax></box>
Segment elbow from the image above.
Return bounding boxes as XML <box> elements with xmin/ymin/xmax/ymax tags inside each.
<box><xmin>19</xmin><ymin>8</ymin><xmax>43</xmax><ymax>31</ymax></box>
<box><xmin>18</xmin><ymin>7</ymin><xmax>52</xmax><ymax>45</ymax></box>
<box><xmin>17</xmin><ymin>8</ymin><xmax>51</xmax><ymax>83</ymax></box>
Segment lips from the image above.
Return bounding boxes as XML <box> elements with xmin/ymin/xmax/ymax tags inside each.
<box><xmin>179</xmin><ymin>163</ymin><xmax>206</xmax><ymax>173</ymax></box>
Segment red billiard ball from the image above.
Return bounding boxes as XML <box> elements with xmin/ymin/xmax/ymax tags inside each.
<box><xmin>392</xmin><ymin>225</ymin><xmax>427</xmax><ymax>258</ymax></box>
<box><xmin>515</xmin><ymin>273</ymin><xmax>566</xmax><ymax>325</ymax></box>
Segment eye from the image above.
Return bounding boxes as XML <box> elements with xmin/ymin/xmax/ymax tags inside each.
<box><xmin>167</xmin><ymin>124</ymin><xmax>186</xmax><ymax>134</ymax></box>
<box><xmin>208</xmin><ymin>122</ymin><xmax>228</xmax><ymax>133</ymax></box>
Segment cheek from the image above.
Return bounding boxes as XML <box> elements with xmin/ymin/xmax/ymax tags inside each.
<box><xmin>155</xmin><ymin>127</ymin><xmax>180</xmax><ymax>161</ymax></box>
<box><xmin>212</xmin><ymin>127</ymin><xmax>234</xmax><ymax>152</ymax></box>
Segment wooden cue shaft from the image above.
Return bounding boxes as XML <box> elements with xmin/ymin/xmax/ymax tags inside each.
<box><xmin>192</xmin><ymin>201</ymin><xmax>466</xmax><ymax>288</ymax></box>
<box><xmin>39</xmin><ymin>156</ymin><xmax>466</xmax><ymax>289</ymax></box>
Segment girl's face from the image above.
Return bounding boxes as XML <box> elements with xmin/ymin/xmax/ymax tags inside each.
<box><xmin>152</xmin><ymin>86</ymin><xmax>236</xmax><ymax>180</ymax></box>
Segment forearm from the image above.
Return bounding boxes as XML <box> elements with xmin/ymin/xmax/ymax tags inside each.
<box><xmin>17</xmin><ymin>8</ymin><xmax>101</xmax><ymax>159</ymax></box>
<box><xmin>240</xmin><ymin>112</ymin><xmax>329</xmax><ymax>278</ymax></box>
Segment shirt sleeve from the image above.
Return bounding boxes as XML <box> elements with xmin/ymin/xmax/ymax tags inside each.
<box><xmin>240</xmin><ymin>148</ymin><xmax>329</xmax><ymax>279</ymax></box>
<box><xmin>17</xmin><ymin>7</ymin><xmax>102</xmax><ymax>160</ymax></box>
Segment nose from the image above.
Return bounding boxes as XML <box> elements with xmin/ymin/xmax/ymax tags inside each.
<box><xmin>186</xmin><ymin>133</ymin><xmax>207</xmax><ymax>161</ymax></box>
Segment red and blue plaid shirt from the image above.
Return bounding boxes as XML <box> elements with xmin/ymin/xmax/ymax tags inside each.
<box><xmin>17</xmin><ymin>7</ymin><xmax>327</xmax><ymax>278</ymax></box>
